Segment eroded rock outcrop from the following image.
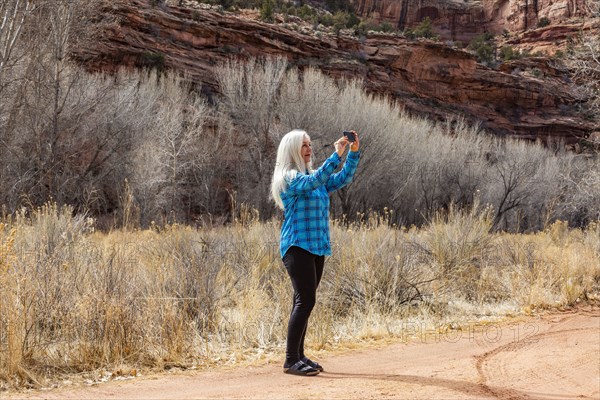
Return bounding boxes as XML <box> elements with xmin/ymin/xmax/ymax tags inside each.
<box><xmin>352</xmin><ymin>0</ymin><xmax>592</xmax><ymax>42</ymax></box>
<box><xmin>500</xmin><ymin>0</ymin><xmax>590</xmax><ymax>31</ymax></box>
<box><xmin>507</xmin><ymin>18</ymin><xmax>599</xmax><ymax>54</ymax></box>
<box><xmin>73</xmin><ymin>0</ymin><xmax>594</xmax><ymax>143</ymax></box>
<box><xmin>353</xmin><ymin>0</ymin><xmax>487</xmax><ymax>42</ymax></box>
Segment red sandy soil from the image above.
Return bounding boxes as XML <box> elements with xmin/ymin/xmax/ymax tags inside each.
<box><xmin>6</xmin><ymin>305</ymin><xmax>600</xmax><ymax>400</ymax></box>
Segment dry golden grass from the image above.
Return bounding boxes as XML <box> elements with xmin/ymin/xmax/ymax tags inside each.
<box><xmin>0</xmin><ymin>203</ymin><xmax>598</xmax><ymax>390</ymax></box>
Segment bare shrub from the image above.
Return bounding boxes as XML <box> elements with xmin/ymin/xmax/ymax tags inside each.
<box><xmin>277</xmin><ymin>68</ymin><xmax>404</xmax><ymax>217</ymax></box>
<box><xmin>0</xmin><ymin>66</ymin><xmax>152</xmax><ymax>214</ymax></box>
<box><xmin>245</xmin><ymin>58</ymin><xmax>572</xmax><ymax>230</ymax></box>
<box><xmin>560</xmin><ymin>157</ymin><xmax>600</xmax><ymax>224</ymax></box>
<box><xmin>0</xmin><ymin>206</ymin><xmax>230</xmax><ymax>386</ymax></box>
<box><xmin>127</xmin><ymin>71</ymin><xmax>219</xmax><ymax>225</ymax></box>
<box><xmin>143</xmin><ymin>227</ymin><xmax>224</xmax><ymax>331</ymax></box>
<box><xmin>585</xmin><ymin>0</ymin><xmax>600</xmax><ymax>15</ymax></box>
<box><xmin>215</xmin><ymin>57</ymin><xmax>288</xmax><ymax>216</ymax></box>
<box><xmin>277</xmin><ymin>67</ymin><xmax>341</xmax><ymax>135</ymax></box>
<box><xmin>423</xmin><ymin>200</ymin><xmax>494</xmax><ymax>272</ymax></box>
<box><xmin>479</xmin><ymin>137</ymin><xmax>572</xmax><ymax>230</ymax></box>
<box><xmin>494</xmin><ymin>221</ymin><xmax>599</xmax><ymax>306</ymax></box>
<box><xmin>275</xmin><ymin>68</ymin><xmax>484</xmax><ymax>221</ymax></box>
<box><xmin>0</xmin><ymin>1</ymin><xmax>140</xmax><ymax>216</ymax></box>
<box><xmin>1</xmin><ymin>59</ymin><xmax>224</xmax><ymax>228</ymax></box>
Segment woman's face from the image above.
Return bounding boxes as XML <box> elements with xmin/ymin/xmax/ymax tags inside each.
<box><xmin>301</xmin><ymin>135</ymin><xmax>312</xmax><ymax>164</ymax></box>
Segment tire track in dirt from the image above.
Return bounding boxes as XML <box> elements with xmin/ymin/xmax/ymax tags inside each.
<box><xmin>476</xmin><ymin>312</ymin><xmax>600</xmax><ymax>400</ymax></box>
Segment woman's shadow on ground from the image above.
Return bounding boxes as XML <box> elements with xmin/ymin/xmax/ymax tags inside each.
<box><xmin>319</xmin><ymin>371</ymin><xmax>582</xmax><ymax>400</ymax></box>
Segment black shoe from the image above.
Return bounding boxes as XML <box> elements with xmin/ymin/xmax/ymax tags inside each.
<box><xmin>283</xmin><ymin>360</ymin><xmax>320</xmax><ymax>376</ymax></box>
<box><xmin>301</xmin><ymin>356</ymin><xmax>324</xmax><ymax>372</ymax></box>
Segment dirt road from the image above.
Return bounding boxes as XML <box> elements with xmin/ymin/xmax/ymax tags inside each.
<box><xmin>7</xmin><ymin>306</ymin><xmax>600</xmax><ymax>400</ymax></box>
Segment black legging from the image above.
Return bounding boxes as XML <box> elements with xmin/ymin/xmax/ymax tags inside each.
<box><xmin>282</xmin><ymin>246</ymin><xmax>324</xmax><ymax>367</ymax></box>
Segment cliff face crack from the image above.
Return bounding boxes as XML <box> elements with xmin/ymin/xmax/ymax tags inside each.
<box><xmin>525</xmin><ymin>0</ymin><xmax>529</xmax><ymax>31</ymax></box>
<box><xmin>398</xmin><ymin>0</ymin><xmax>410</xmax><ymax>31</ymax></box>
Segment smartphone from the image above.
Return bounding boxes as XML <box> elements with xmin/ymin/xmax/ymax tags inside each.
<box><xmin>343</xmin><ymin>131</ymin><xmax>356</xmax><ymax>142</ymax></box>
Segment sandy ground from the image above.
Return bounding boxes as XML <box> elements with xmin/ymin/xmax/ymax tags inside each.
<box><xmin>5</xmin><ymin>305</ymin><xmax>600</xmax><ymax>400</ymax></box>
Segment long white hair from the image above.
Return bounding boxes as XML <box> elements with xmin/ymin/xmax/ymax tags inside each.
<box><xmin>270</xmin><ymin>129</ymin><xmax>313</xmax><ymax>210</ymax></box>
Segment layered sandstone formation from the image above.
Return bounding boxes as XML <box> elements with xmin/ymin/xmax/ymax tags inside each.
<box><xmin>353</xmin><ymin>0</ymin><xmax>487</xmax><ymax>42</ymax></box>
<box><xmin>500</xmin><ymin>0</ymin><xmax>591</xmax><ymax>31</ymax></box>
<box><xmin>507</xmin><ymin>18</ymin><xmax>599</xmax><ymax>54</ymax></box>
<box><xmin>352</xmin><ymin>0</ymin><xmax>592</xmax><ymax>42</ymax></box>
<box><xmin>73</xmin><ymin>0</ymin><xmax>594</xmax><ymax>143</ymax></box>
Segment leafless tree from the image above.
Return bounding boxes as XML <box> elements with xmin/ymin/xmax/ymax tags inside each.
<box><xmin>1</xmin><ymin>0</ymin><xmax>225</xmax><ymax>226</ymax></box>
<box><xmin>557</xmin><ymin>156</ymin><xmax>600</xmax><ymax>225</ymax></box>
<box><xmin>0</xmin><ymin>0</ymin><xmax>34</xmax><ymax>83</ymax></box>
<box><xmin>277</xmin><ymin>68</ymin><xmax>422</xmax><ymax>220</ymax></box>
<box><xmin>0</xmin><ymin>0</ymin><xmax>34</xmax><ymax>167</ymax></box>
<box><xmin>215</xmin><ymin>57</ymin><xmax>288</xmax><ymax>216</ymax></box>
<box><xmin>0</xmin><ymin>1</ymin><xmax>158</xmax><ymax>218</ymax></box>
<box><xmin>10</xmin><ymin>2</ymin><xmax>126</xmax><ymax>207</ymax></box>
<box><xmin>129</xmin><ymin>71</ymin><xmax>221</xmax><ymax>225</ymax></box>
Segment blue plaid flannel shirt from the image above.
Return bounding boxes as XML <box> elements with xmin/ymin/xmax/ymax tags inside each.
<box><xmin>280</xmin><ymin>150</ymin><xmax>361</xmax><ymax>258</ymax></box>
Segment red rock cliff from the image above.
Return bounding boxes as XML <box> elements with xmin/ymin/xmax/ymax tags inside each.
<box><xmin>502</xmin><ymin>0</ymin><xmax>590</xmax><ymax>30</ymax></box>
<box><xmin>352</xmin><ymin>0</ymin><xmax>591</xmax><ymax>41</ymax></box>
<box><xmin>73</xmin><ymin>0</ymin><xmax>594</xmax><ymax>143</ymax></box>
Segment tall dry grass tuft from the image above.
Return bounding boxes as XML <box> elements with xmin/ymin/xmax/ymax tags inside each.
<box><xmin>421</xmin><ymin>199</ymin><xmax>495</xmax><ymax>301</ymax></box>
<box><xmin>0</xmin><ymin>223</ymin><xmax>18</xmax><ymax>381</ymax></box>
<box><xmin>0</xmin><ymin>203</ymin><xmax>598</xmax><ymax>390</ymax></box>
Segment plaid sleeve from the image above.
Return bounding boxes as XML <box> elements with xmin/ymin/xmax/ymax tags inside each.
<box><xmin>284</xmin><ymin>152</ymin><xmax>342</xmax><ymax>195</ymax></box>
<box><xmin>326</xmin><ymin>150</ymin><xmax>360</xmax><ymax>193</ymax></box>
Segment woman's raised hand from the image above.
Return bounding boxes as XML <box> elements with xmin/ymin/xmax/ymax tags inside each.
<box><xmin>349</xmin><ymin>131</ymin><xmax>360</xmax><ymax>152</ymax></box>
<box><xmin>334</xmin><ymin>136</ymin><xmax>349</xmax><ymax>157</ymax></box>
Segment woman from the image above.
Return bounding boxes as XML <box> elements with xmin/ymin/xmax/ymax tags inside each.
<box><xmin>270</xmin><ymin>129</ymin><xmax>361</xmax><ymax>376</ymax></box>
